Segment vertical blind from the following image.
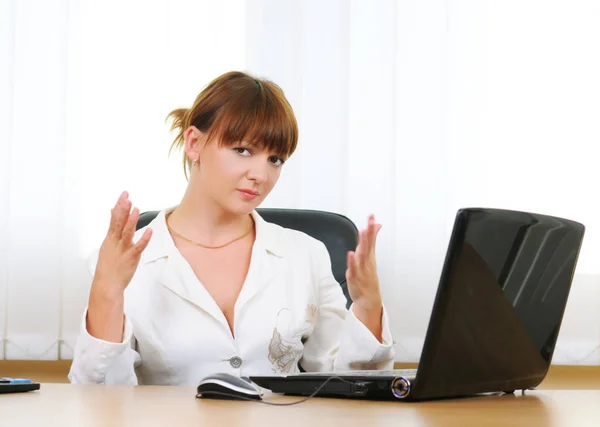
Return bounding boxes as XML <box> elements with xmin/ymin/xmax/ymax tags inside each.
<box><xmin>2</xmin><ymin>0</ymin><xmax>599</xmax><ymax>364</ymax></box>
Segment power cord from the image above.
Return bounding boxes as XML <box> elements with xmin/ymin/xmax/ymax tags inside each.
<box><xmin>196</xmin><ymin>376</ymin><xmax>369</xmax><ymax>406</ymax></box>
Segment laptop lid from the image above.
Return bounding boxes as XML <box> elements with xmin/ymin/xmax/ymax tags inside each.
<box><xmin>410</xmin><ymin>208</ymin><xmax>585</xmax><ymax>400</ymax></box>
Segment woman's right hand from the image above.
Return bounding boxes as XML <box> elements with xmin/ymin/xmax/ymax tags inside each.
<box><xmin>91</xmin><ymin>191</ymin><xmax>153</xmax><ymax>297</ymax></box>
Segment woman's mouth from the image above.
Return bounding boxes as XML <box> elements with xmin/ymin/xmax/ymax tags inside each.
<box><xmin>237</xmin><ymin>189</ymin><xmax>260</xmax><ymax>200</ymax></box>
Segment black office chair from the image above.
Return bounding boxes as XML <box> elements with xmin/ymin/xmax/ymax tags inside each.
<box><xmin>137</xmin><ymin>208</ymin><xmax>358</xmax><ymax>309</ymax></box>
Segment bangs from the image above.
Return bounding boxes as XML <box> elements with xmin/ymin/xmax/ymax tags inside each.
<box><xmin>206</xmin><ymin>81</ymin><xmax>298</xmax><ymax>159</ymax></box>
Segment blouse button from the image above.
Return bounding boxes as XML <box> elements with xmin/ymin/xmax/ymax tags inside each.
<box><xmin>230</xmin><ymin>356</ymin><xmax>243</xmax><ymax>369</ymax></box>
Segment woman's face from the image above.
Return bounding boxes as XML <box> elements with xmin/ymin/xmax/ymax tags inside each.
<box><xmin>188</xmin><ymin>130</ymin><xmax>287</xmax><ymax>215</ymax></box>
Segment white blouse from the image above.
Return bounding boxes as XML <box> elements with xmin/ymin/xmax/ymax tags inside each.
<box><xmin>68</xmin><ymin>208</ymin><xmax>395</xmax><ymax>386</ymax></box>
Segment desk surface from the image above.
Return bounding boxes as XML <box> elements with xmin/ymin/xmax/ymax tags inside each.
<box><xmin>1</xmin><ymin>384</ymin><xmax>599</xmax><ymax>427</ymax></box>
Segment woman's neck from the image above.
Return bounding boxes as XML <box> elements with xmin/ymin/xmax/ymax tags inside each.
<box><xmin>167</xmin><ymin>183</ymin><xmax>253</xmax><ymax>247</ymax></box>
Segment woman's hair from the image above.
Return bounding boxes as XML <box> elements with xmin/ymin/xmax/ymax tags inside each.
<box><xmin>166</xmin><ymin>71</ymin><xmax>299</xmax><ymax>178</ymax></box>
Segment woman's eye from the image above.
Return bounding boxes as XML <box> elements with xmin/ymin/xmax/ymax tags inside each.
<box><xmin>234</xmin><ymin>147</ymin><xmax>251</xmax><ymax>156</ymax></box>
<box><xmin>269</xmin><ymin>156</ymin><xmax>285</xmax><ymax>166</ymax></box>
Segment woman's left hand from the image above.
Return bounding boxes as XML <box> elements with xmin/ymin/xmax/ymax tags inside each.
<box><xmin>346</xmin><ymin>214</ymin><xmax>383</xmax><ymax>313</ymax></box>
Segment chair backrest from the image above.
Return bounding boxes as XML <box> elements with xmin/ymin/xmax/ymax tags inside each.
<box><xmin>137</xmin><ymin>208</ymin><xmax>358</xmax><ymax>308</ymax></box>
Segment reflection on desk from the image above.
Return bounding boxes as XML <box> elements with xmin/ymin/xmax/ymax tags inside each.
<box><xmin>1</xmin><ymin>384</ymin><xmax>599</xmax><ymax>427</ymax></box>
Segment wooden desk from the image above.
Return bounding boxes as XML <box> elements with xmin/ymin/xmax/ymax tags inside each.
<box><xmin>1</xmin><ymin>384</ymin><xmax>599</xmax><ymax>427</ymax></box>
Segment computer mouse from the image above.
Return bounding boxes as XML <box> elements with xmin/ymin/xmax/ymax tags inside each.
<box><xmin>196</xmin><ymin>373</ymin><xmax>264</xmax><ymax>400</ymax></box>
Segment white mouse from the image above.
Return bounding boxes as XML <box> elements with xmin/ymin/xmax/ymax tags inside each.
<box><xmin>197</xmin><ymin>373</ymin><xmax>264</xmax><ymax>400</ymax></box>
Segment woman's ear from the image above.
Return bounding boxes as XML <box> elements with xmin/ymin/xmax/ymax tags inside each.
<box><xmin>183</xmin><ymin>126</ymin><xmax>207</xmax><ymax>164</ymax></box>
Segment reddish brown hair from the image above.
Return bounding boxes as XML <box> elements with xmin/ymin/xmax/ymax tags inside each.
<box><xmin>167</xmin><ymin>71</ymin><xmax>298</xmax><ymax>178</ymax></box>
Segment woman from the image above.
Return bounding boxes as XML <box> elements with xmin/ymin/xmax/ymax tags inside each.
<box><xmin>68</xmin><ymin>71</ymin><xmax>394</xmax><ymax>385</ymax></box>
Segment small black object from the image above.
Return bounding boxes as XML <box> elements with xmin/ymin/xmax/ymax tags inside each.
<box><xmin>0</xmin><ymin>381</ymin><xmax>41</xmax><ymax>394</ymax></box>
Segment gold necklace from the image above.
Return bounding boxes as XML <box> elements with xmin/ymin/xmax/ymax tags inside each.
<box><xmin>165</xmin><ymin>212</ymin><xmax>254</xmax><ymax>249</ymax></box>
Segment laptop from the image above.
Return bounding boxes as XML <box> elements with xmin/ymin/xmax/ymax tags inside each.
<box><xmin>250</xmin><ymin>207</ymin><xmax>585</xmax><ymax>401</ymax></box>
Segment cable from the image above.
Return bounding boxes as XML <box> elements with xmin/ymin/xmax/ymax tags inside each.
<box><xmin>197</xmin><ymin>376</ymin><xmax>368</xmax><ymax>406</ymax></box>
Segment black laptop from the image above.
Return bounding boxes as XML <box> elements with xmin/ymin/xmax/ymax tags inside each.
<box><xmin>250</xmin><ymin>208</ymin><xmax>585</xmax><ymax>401</ymax></box>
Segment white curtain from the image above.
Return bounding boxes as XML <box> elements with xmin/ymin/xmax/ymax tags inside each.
<box><xmin>2</xmin><ymin>0</ymin><xmax>599</xmax><ymax>364</ymax></box>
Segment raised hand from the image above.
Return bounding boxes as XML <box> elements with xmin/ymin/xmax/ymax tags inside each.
<box><xmin>92</xmin><ymin>191</ymin><xmax>152</xmax><ymax>297</ymax></box>
<box><xmin>346</xmin><ymin>214</ymin><xmax>384</xmax><ymax>342</ymax></box>
<box><xmin>87</xmin><ymin>191</ymin><xmax>152</xmax><ymax>342</ymax></box>
<box><xmin>346</xmin><ymin>214</ymin><xmax>383</xmax><ymax>307</ymax></box>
